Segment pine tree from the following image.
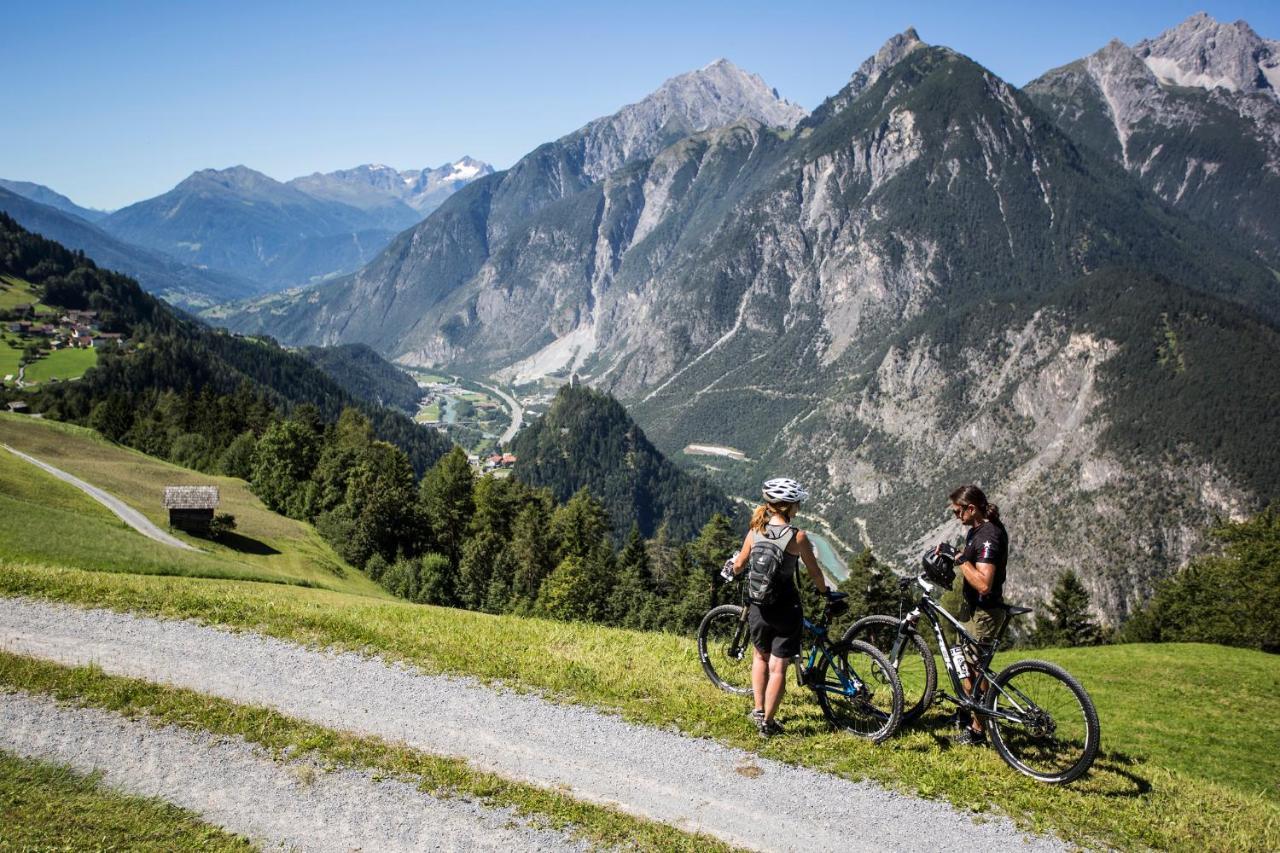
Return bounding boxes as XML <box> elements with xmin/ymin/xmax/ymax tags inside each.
<box><xmin>840</xmin><ymin>549</ymin><xmax>902</xmax><ymax>622</ymax></box>
<box><xmin>1035</xmin><ymin>571</ymin><xmax>1102</xmax><ymax>647</ymax></box>
<box><xmin>608</xmin><ymin>525</ymin><xmax>655</xmax><ymax>627</ymax></box>
<box><xmin>550</xmin><ymin>487</ymin><xmax>612</xmax><ymax>562</ymax></box>
<box><xmin>418</xmin><ymin>446</ymin><xmax>475</xmax><ymax>583</ymax></box>
<box><xmin>509</xmin><ymin>498</ymin><xmax>557</xmax><ymax>607</ymax></box>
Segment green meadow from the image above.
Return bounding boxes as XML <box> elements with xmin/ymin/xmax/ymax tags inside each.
<box><xmin>0</xmin><ymin>413</ymin><xmax>1276</xmax><ymax>851</ymax></box>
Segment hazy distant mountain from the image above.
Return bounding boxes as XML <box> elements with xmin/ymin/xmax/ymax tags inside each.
<box><xmin>217</xmin><ymin>33</ymin><xmax>1280</xmax><ymax>623</ymax></box>
<box><xmin>288</xmin><ymin>157</ymin><xmax>495</xmax><ymax>220</ymax></box>
<box><xmin>98</xmin><ymin>158</ymin><xmax>493</xmax><ymax>292</ymax></box>
<box><xmin>0</xmin><ymin>178</ymin><xmax>109</xmax><ymax>222</ymax></box>
<box><xmin>1026</xmin><ymin>13</ymin><xmax>1280</xmax><ymax>262</ymax></box>
<box><xmin>0</xmin><ymin>187</ymin><xmax>260</xmax><ymax>308</ymax></box>
<box><xmin>218</xmin><ymin>58</ymin><xmax>807</xmax><ymax>346</ymax></box>
<box><xmin>98</xmin><ymin>165</ymin><xmax>408</xmax><ymax>290</ymax></box>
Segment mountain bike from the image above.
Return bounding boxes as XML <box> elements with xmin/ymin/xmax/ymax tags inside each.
<box><xmin>843</xmin><ymin>566</ymin><xmax>1099</xmax><ymax>783</ymax></box>
<box><xmin>697</xmin><ymin>585</ymin><xmax>904</xmax><ymax>743</ymax></box>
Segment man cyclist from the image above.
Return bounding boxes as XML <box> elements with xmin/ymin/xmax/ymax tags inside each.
<box><xmin>722</xmin><ymin>477</ymin><xmax>835</xmax><ymax>737</ymax></box>
<box><xmin>947</xmin><ymin>484</ymin><xmax>1008</xmax><ymax>746</ymax></box>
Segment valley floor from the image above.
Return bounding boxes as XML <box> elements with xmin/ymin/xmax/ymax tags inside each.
<box><xmin>0</xmin><ymin>596</ymin><xmax>1062</xmax><ymax>852</ymax></box>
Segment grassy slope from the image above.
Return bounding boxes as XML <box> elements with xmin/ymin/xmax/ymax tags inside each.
<box><xmin>0</xmin><ymin>414</ymin><xmax>388</xmax><ymax>598</ymax></box>
<box><xmin>0</xmin><ymin>564</ymin><xmax>1274</xmax><ymax>852</ymax></box>
<box><xmin>0</xmin><ymin>750</ymin><xmax>254</xmax><ymax>851</ymax></box>
<box><xmin>0</xmin><ymin>414</ymin><xmax>1276</xmax><ymax>850</ymax></box>
<box><xmin>22</xmin><ymin>346</ymin><xmax>98</xmax><ymax>384</ymax></box>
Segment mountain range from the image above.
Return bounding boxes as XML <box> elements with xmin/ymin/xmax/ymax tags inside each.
<box><xmin>0</xmin><ymin>186</ymin><xmax>261</xmax><ymax>308</ymax></box>
<box><xmin>0</xmin><ymin>157</ymin><xmax>493</xmax><ymax>301</ymax></box>
<box><xmin>212</xmin><ymin>16</ymin><xmax>1280</xmax><ymax>624</ymax></box>
<box><xmin>1026</xmin><ymin>12</ymin><xmax>1280</xmax><ymax>264</ymax></box>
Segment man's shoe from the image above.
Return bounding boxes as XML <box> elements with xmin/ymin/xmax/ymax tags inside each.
<box><xmin>748</xmin><ymin>708</ymin><xmax>765</xmax><ymax>725</ymax></box>
<box><xmin>952</xmin><ymin>726</ymin><xmax>987</xmax><ymax>746</ymax></box>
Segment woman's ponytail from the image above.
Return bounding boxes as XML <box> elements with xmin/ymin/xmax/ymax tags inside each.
<box><xmin>986</xmin><ymin>503</ymin><xmax>1000</xmax><ymax>523</ymax></box>
<box><xmin>751</xmin><ymin>501</ymin><xmax>796</xmax><ymax>532</ymax></box>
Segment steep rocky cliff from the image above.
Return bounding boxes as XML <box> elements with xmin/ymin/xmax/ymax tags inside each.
<box><xmin>219</xmin><ymin>32</ymin><xmax>1280</xmax><ymax>622</ymax></box>
<box><xmin>1026</xmin><ymin>13</ymin><xmax>1280</xmax><ymax>263</ymax></box>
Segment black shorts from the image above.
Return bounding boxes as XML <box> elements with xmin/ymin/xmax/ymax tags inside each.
<box><xmin>747</xmin><ymin>600</ymin><xmax>803</xmax><ymax>658</ymax></box>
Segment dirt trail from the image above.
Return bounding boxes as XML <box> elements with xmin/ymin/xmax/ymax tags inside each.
<box><xmin>2</xmin><ymin>443</ymin><xmax>196</xmax><ymax>551</ymax></box>
<box><xmin>0</xmin><ymin>597</ymin><xmax>1065</xmax><ymax>853</ymax></box>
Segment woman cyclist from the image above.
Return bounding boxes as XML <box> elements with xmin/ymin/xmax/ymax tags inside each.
<box><xmin>723</xmin><ymin>478</ymin><xmax>834</xmax><ymax>737</ymax></box>
<box><xmin>947</xmin><ymin>484</ymin><xmax>1009</xmax><ymax>745</ymax></box>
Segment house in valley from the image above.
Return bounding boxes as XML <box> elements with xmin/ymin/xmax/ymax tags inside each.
<box><xmin>162</xmin><ymin>486</ymin><xmax>219</xmax><ymax>534</ymax></box>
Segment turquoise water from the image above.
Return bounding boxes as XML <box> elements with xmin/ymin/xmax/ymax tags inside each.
<box><xmin>807</xmin><ymin>531</ymin><xmax>847</xmax><ymax>581</ymax></box>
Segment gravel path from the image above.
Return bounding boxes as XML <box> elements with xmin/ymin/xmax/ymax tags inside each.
<box><xmin>0</xmin><ymin>597</ymin><xmax>1066</xmax><ymax>853</ymax></box>
<box><xmin>1</xmin><ymin>443</ymin><xmax>196</xmax><ymax>551</ymax></box>
<box><xmin>1</xmin><ymin>690</ymin><xmax>587</xmax><ymax>852</ymax></box>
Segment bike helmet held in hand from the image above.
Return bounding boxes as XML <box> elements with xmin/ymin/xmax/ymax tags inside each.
<box><xmin>921</xmin><ymin>543</ymin><xmax>957</xmax><ymax>588</ymax></box>
<box><xmin>762</xmin><ymin>477</ymin><xmax>809</xmax><ymax>504</ymax></box>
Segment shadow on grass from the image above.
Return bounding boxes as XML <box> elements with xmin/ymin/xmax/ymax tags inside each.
<box><xmin>1087</xmin><ymin>752</ymin><xmax>1154</xmax><ymax>798</ymax></box>
<box><xmin>210</xmin><ymin>531</ymin><xmax>280</xmax><ymax>556</ymax></box>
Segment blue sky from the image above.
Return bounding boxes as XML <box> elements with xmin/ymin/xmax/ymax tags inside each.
<box><xmin>7</xmin><ymin>1</ymin><xmax>1278</xmax><ymax>210</ymax></box>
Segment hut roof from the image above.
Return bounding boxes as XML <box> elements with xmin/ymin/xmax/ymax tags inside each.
<box><xmin>162</xmin><ymin>485</ymin><xmax>219</xmax><ymax>509</ymax></box>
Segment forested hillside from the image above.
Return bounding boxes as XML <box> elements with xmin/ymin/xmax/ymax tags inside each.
<box><xmin>0</xmin><ymin>213</ymin><xmax>451</xmax><ymax>476</ymax></box>
<box><xmin>511</xmin><ymin>385</ymin><xmax>745</xmax><ymax>542</ymax></box>
<box><xmin>299</xmin><ymin>343</ymin><xmax>423</xmax><ymax>414</ymax></box>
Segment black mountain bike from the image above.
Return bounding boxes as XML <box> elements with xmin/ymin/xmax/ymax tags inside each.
<box><xmin>844</xmin><ymin>569</ymin><xmax>1099</xmax><ymax>783</ymax></box>
<box><xmin>697</xmin><ymin>586</ymin><xmax>904</xmax><ymax>743</ymax></box>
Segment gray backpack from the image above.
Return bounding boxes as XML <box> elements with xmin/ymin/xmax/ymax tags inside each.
<box><xmin>746</xmin><ymin>525</ymin><xmax>796</xmax><ymax>605</ymax></box>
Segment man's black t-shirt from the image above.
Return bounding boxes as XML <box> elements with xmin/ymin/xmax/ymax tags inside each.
<box><xmin>961</xmin><ymin>519</ymin><xmax>1008</xmax><ymax>608</ymax></box>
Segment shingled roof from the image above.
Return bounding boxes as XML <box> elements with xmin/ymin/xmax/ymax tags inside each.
<box><xmin>162</xmin><ymin>486</ymin><xmax>219</xmax><ymax>509</ymax></box>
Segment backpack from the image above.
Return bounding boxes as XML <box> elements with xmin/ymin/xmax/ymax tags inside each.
<box><xmin>746</xmin><ymin>525</ymin><xmax>796</xmax><ymax>605</ymax></box>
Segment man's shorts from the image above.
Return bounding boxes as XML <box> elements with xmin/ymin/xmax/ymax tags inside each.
<box><xmin>747</xmin><ymin>600</ymin><xmax>803</xmax><ymax>658</ymax></box>
<box><xmin>958</xmin><ymin>602</ymin><xmax>1008</xmax><ymax>644</ymax></box>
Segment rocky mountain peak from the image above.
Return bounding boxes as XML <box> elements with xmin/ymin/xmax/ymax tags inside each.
<box><xmin>1135</xmin><ymin>13</ymin><xmax>1279</xmax><ymax>98</ymax></box>
<box><xmin>181</xmin><ymin>165</ymin><xmax>283</xmax><ymax>195</ymax></box>
<box><xmin>845</xmin><ymin>28</ymin><xmax>926</xmax><ymax>100</ymax></box>
<box><xmin>572</xmin><ymin>59</ymin><xmax>805</xmax><ymax>181</ymax></box>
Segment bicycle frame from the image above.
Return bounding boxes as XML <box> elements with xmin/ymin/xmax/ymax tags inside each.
<box><xmin>721</xmin><ymin>584</ymin><xmax>866</xmax><ymax>699</ymax></box>
<box><xmin>893</xmin><ymin>579</ymin><xmax>1041</xmax><ymax>725</ymax></box>
<box><xmin>799</xmin><ymin>615</ymin><xmax>865</xmax><ymax>696</ymax></box>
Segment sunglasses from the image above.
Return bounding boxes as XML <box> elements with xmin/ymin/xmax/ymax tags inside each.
<box><xmin>951</xmin><ymin>505</ymin><xmax>970</xmax><ymax>517</ymax></box>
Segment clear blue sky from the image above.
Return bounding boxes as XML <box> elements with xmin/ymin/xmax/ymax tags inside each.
<box><xmin>7</xmin><ymin>0</ymin><xmax>1278</xmax><ymax>210</ymax></box>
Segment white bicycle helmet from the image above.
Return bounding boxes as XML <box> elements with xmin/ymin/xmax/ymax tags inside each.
<box><xmin>762</xmin><ymin>477</ymin><xmax>809</xmax><ymax>504</ymax></box>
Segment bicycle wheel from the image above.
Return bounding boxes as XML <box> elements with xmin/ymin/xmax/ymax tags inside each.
<box><xmin>812</xmin><ymin>639</ymin><xmax>903</xmax><ymax>743</ymax></box>
<box><xmin>984</xmin><ymin>659</ymin><xmax>1100</xmax><ymax>784</ymax></box>
<box><xmin>697</xmin><ymin>604</ymin><xmax>753</xmax><ymax>695</ymax></box>
<box><xmin>843</xmin><ymin>615</ymin><xmax>936</xmax><ymax>725</ymax></box>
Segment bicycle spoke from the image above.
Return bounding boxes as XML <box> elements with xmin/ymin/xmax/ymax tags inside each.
<box><xmin>990</xmin><ymin>666</ymin><xmax>1094</xmax><ymax>780</ymax></box>
<box><xmin>697</xmin><ymin>606</ymin><xmax>754</xmax><ymax>696</ymax></box>
<box><xmin>815</xmin><ymin>640</ymin><xmax>902</xmax><ymax>742</ymax></box>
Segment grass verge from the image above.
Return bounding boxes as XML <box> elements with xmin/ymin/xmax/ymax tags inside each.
<box><xmin>0</xmin><ymin>652</ymin><xmax>734</xmax><ymax>852</ymax></box>
<box><xmin>0</xmin><ymin>748</ymin><xmax>253</xmax><ymax>851</ymax></box>
<box><xmin>0</xmin><ymin>415</ymin><xmax>390</xmax><ymax>598</ymax></box>
<box><xmin>1</xmin><ymin>564</ymin><xmax>1276</xmax><ymax>851</ymax></box>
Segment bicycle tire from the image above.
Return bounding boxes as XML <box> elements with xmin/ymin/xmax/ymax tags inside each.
<box><xmin>984</xmin><ymin>658</ymin><xmax>1100</xmax><ymax>784</ymax></box>
<box><xmin>843</xmin><ymin>615</ymin><xmax>937</xmax><ymax>725</ymax></box>
<box><xmin>812</xmin><ymin>639</ymin><xmax>903</xmax><ymax>743</ymax></box>
<box><xmin>697</xmin><ymin>604</ymin><xmax>753</xmax><ymax>696</ymax></box>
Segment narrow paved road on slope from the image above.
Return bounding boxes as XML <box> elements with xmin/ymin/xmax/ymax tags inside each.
<box><xmin>0</xmin><ymin>598</ymin><xmax>1065</xmax><ymax>853</ymax></box>
<box><xmin>1</xmin><ymin>444</ymin><xmax>197</xmax><ymax>551</ymax></box>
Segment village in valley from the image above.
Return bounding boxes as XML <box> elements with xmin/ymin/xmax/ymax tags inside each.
<box><xmin>408</xmin><ymin>369</ymin><xmax>568</xmax><ymax>474</ymax></box>
<box><xmin>1</xmin><ymin>276</ymin><xmax>117</xmax><ymax>390</ymax></box>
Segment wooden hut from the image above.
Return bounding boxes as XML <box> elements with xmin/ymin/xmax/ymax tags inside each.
<box><xmin>162</xmin><ymin>485</ymin><xmax>219</xmax><ymax>534</ymax></box>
